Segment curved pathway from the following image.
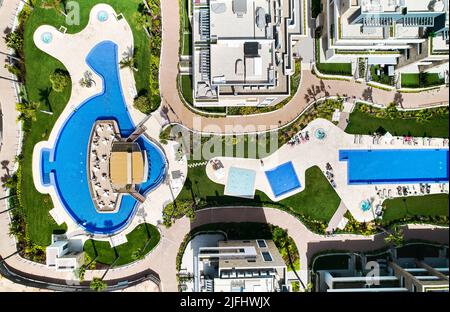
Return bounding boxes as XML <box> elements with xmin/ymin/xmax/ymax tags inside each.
<box><xmin>160</xmin><ymin>1</ymin><xmax>449</xmax><ymax>134</ymax></box>
<box><xmin>0</xmin><ymin>0</ymin><xmax>23</xmax><ymax>283</ymax></box>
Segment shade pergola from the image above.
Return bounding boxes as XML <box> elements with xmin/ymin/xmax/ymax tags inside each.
<box><xmin>110</xmin><ymin>151</ymin><xmax>145</xmax><ymax>186</ymax></box>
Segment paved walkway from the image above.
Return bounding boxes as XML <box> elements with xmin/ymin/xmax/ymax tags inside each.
<box><xmin>326</xmin><ymin>202</ymin><xmax>348</xmax><ymax>232</ymax></box>
<box><xmin>0</xmin><ymin>0</ymin><xmax>22</xmax><ymax>270</ymax></box>
<box><xmin>159</xmin><ymin>1</ymin><xmax>449</xmax><ymax>135</ymax></box>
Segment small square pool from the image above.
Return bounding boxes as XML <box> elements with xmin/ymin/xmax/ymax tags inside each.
<box><xmin>265</xmin><ymin>161</ymin><xmax>301</xmax><ymax>198</ymax></box>
<box><xmin>225</xmin><ymin>167</ymin><xmax>257</xmax><ymax>198</ymax></box>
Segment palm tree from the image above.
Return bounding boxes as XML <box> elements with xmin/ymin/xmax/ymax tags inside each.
<box><xmin>90</xmin><ymin>278</ymin><xmax>107</xmax><ymax>292</ymax></box>
<box><xmin>16</xmin><ymin>101</ymin><xmax>41</xmax><ymax>122</ymax></box>
<box><xmin>120</xmin><ymin>48</ymin><xmax>138</xmax><ymax>72</ymax></box>
<box><xmin>79</xmin><ymin>71</ymin><xmax>94</xmax><ymax>88</ymax></box>
<box><xmin>384</xmin><ymin>227</ymin><xmax>405</xmax><ymax>247</ymax></box>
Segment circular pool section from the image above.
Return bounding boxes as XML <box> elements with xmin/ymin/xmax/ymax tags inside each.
<box><xmin>360</xmin><ymin>200</ymin><xmax>372</xmax><ymax>212</ymax></box>
<box><xmin>41</xmin><ymin>32</ymin><xmax>53</xmax><ymax>44</ymax></box>
<box><xmin>97</xmin><ymin>10</ymin><xmax>109</xmax><ymax>22</ymax></box>
<box><xmin>315</xmin><ymin>128</ymin><xmax>326</xmax><ymax>140</ymax></box>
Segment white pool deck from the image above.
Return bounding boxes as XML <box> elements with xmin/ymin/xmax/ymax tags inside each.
<box><xmin>31</xmin><ymin>4</ymin><xmax>187</xmax><ymax>244</ymax></box>
<box><xmin>206</xmin><ymin>118</ymin><xmax>449</xmax><ymax>223</ymax></box>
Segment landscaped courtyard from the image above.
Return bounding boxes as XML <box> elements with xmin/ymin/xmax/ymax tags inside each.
<box><xmin>346</xmin><ymin>103</ymin><xmax>449</xmax><ymax>138</ymax></box>
<box><xmin>382</xmin><ymin>194</ymin><xmax>449</xmax><ymax>226</ymax></box>
<box><xmin>84</xmin><ymin>223</ymin><xmax>160</xmax><ymax>267</ymax></box>
<box><xmin>14</xmin><ymin>0</ymin><xmax>160</xmax><ymax>248</ymax></box>
<box><xmin>175</xmin><ymin>165</ymin><xmax>341</xmax><ymax>230</ymax></box>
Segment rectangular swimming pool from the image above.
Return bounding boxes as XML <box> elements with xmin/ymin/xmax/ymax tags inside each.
<box><xmin>339</xmin><ymin>149</ymin><xmax>449</xmax><ymax>185</ymax></box>
<box><xmin>225</xmin><ymin>167</ymin><xmax>256</xmax><ymax>198</ymax></box>
<box><xmin>265</xmin><ymin>161</ymin><xmax>302</xmax><ymax>198</ymax></box>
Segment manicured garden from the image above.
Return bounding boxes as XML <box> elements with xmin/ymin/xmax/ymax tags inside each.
<box><xmin>180</xmin><ymin>0</ymin><xmax>191</xmax><ymax>55</ymax></box>
<box><xmin>381</xmin><ymin>194</ymin><xmax>449</xmax><ymax>226</ymax></box>
<box><xmin>170</xmin><ymin>165</ymin><xmax>340</xmax><ymax>233</ymax></box>
<box><xmin>316</xmin><ymin>62</ymin><xmax>353</xmax><ymax>77</ymax></box>
<box><xmin>10</xmin><ymin>0</ymin><xmax>159</xmax><ymax>247</ymax></box>
<box><xmin>370</xmin><ymin>64</ymin><xmax>395</xmax><ymax>86</ymax></box>
<box><xmin>180</xmin><ymin>75</ymin><xmax>193</xmax><ymax>105</ymax></box>
<box><xmin>346</xmin><ymin>103</ymin><xmax>449</xmax><ymax>138</ymax></box>
<box><xmin>401</xmin><ymin>73</ymin><xmax>445</xmax><ymax>88</ymax></box>
<box><xmin>84</xmin><ymin>223</ymin><xmax>160</xmax><ymax>267</ymax></box>
<box><xmin>314</xmin><ymin>39</ymin><xmax>352</xmax><ymax>76</ymax></box>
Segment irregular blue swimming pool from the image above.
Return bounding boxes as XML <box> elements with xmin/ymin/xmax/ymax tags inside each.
<box><xmin>265</xmin><ymin>161</ymin><xmax>301</xmax><ymax>198</ymax></box>
<box><xmin>339</xmin><ymin>149</ymin><xmax>449</xmax><ymax>185</ymax></box>
<box><xmin>39</xmin><ymin>41</ymin><xmax>166</xmax><ymax>234</ymax></box>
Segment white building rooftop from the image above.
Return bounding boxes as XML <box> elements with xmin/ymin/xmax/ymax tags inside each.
<box><xmin>210</xmin><ymin>0</ymin><xmax>270</xmax><ymax>38</ymax></box>
<box><xmin>210</xmin><ymin>40</ymin><xmax>275</xmax><ymax>84</ymax></box>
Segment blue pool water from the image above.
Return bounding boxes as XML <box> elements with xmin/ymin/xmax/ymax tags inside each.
<box><xmin>40</xmin><ymin>41</ymin><xmax>166</xmax><ymax>234</ymax></box>
<box><xmin>339</xmin><ymin>149</ymin><xmax>449</xmax><ymax>185</ymax></box>
<box><xmin>225</xmin><ymin>167</ymin><xmax>256</xmax><ymax>198</ymax></box>
<box><xmin>360</xmin><ymin>200</ymin><xmax>372</xmax><ymax>212</ymax></box>
<box><xmin>265</xmin><ymin>161</ymin><xmax>301</xmax><ymax>198</ymax></box>
<box><xmin>41</xmin><ymin>32</ymin><xmax>53</xmax><ymax>44</ymax></box>
<box><xmin>97</xmin><ymin>10</ymin><xmax>109</xmax><ymax>22</ymax></box>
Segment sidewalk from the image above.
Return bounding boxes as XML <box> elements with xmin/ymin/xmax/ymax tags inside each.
<box><xmin>0</xmin><ymin>0</ymin><xmax>21</xmax><ymax>263</ymax></box>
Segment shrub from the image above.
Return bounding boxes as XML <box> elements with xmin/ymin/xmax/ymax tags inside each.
<box><xmin>163</xmin><ymin>200</ymin><xmax>196</xmax><ymax>227</ymax></box>
<box><xmin>133</xmin><ymin>95</ymin><xmax>155</xmax><ymax>114</ymax></box>
<box><xmin>90</xmin><ymin>278</ymin><xmax>107</xmax><ymax>292</ymax></box>
<box><xmin>4</xmin><ymin>31</ymin><xmax>23</xmax><ymax>52</ymax></box>
<box><xmin>49</xmin><ymin>70</ymin><xmax>70</xmax><ymax>92</ymax></box>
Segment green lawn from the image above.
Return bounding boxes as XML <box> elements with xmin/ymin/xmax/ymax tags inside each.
<box><xmin>180</xmin><ymin>75</ymin><xmax>193</xmax><ymax>105</ymax></box>
<box><xmin>278</xmin><ymin>167</ymin><xmax>341</xmax><ymax>222</ymax></box>
<box><xmin>345</xmin><ymin>110</ymin><xmax>449</xmax><ymax>138</ymax></box>
<box><xmin>21</xmin><ymin>0</ymin><xmax>153</xmax><ymax>246</ymax></box>
<box><xmin>382</xmin><ymin>194</ymin><xmax>449</xmax><ymax>225</ymax></box>
<box><xmin>84</xmin><ymin>223</ymin><xmax>160</xmax><ymax>266</ymax></box>
<box><xmin>316</xmin><ymin>62</ymin><xmax>352</xmax><ymax>76</ymax></box>
<box><xmin>182</xmin><ymin>33</ymin><xmax>192</xmax><ymax>55</ymax></box>
<box><xmin>179</xmin><ymin>0</ymin><xmax>191</xmax><ymax>56</ymax></box>
<box><xmin>401</xmin><ymin>73</ymin><xmax>445</xmax><ymax>88</ymax></box>
<box><xmin>370</xmin><ymin>64</ymin><xmax>394</xmax><ymax>86</ymax></box>
<box><xmin>315</xmin><ymin>39</ymin><xmax>352</xmax><ymax>76</ymax></box>
<box><xmin>177</xmin><ymin>166</ymin><xmax>340</xmax><ymax>224</ymax></box>
<box><xmin>181</xmin><ymin>0</ymin><xmax>191</xmax><ymax>33</ymax></box>
<box><xmin>401</xmin><ymin>73</ymin><xmax>420</xmax><ymax>88</ymax></box>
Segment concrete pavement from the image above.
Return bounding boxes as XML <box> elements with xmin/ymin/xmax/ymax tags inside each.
<box><xmin>0</xmin><ymin>0</ymin><xmax>22</xmax><ymax>276</ymax></box>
